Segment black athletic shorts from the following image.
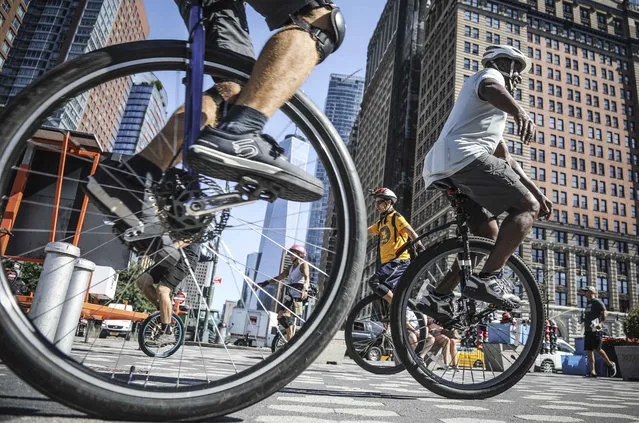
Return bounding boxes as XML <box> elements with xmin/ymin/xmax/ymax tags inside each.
<box><xmin>147</xmin><ymin>244</ymin><xmax>199</xmax><ymax>290</ymax></box>
<box><xmin>584</xmin><ymin>330</ymin><xmax>603</xmax><ymax>351</ymax></box>
<box><xmin>175</xmin><ymin>0</ymin><xmax>325</xmax><ymax>60</ymax></box>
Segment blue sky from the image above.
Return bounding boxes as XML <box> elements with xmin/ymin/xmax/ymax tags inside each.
<box><xmin>142</xmin><ymin>0</ymin><xmax>386</xmax><ymax>310</ymax></box>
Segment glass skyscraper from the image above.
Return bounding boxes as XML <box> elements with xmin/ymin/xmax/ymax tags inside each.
<box><xmin>305</xmin><ymin>73</ymin><xmax>364</xmax><ymax>286</ymax></box>
<box><xmin>113</xmin><ymin>73</ymin><xmax>168</xmax><ymax>155</ymax></box>
<box><xmin>0</xmin><ymin>0</ymin><xmax>149</xmax><ymax>150</ymax></box>
<box><xmin>255</xmin><ymin>134</ymin><xmax>314</xmax><ymax>311</ymax></box>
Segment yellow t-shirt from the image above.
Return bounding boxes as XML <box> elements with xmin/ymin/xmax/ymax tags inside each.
<box><xmin>368</xmin><ymin>210</ymin><xmax>411</xmax><ymax>264</ymax></box>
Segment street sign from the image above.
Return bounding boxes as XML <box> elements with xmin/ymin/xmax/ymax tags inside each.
<box><xmin>213</xmin><ymin>277</ymin><xmax>222</xmax><ymax>284</ymax></box>
<box><xmin>173</xmin><ymin>292</ymin><xmax>186</xmax><ymax>305</ymax></box>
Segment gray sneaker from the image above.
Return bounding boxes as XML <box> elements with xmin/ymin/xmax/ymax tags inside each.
<box><xmin>463</xmin><ymin>274</ymin><xmax>521</xmax><ymax>309</ymax></box>
<box><xmin>609</xmin><ymin>362</ymin><xmax>617</xmax><ymax>378</ymax></box>
<box><xmin>186</xmin><ymin>126</ymin><xmax>324</xmax><ymax>202</ymax></box>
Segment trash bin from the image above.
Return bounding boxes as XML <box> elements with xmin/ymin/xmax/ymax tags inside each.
<box><xmin>216</xmin><ymin>323</ymin><xmax>227</xmax><ymax>344</ymax></box>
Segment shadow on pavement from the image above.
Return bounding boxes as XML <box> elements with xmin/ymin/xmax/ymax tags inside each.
<box><xmin>280</xmin><ymin>386</ymin><xmax>423</xmax><ymax>400</ymax></box>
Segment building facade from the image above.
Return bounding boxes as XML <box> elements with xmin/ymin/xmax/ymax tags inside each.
<box><xmin>0</xmin><ymin>0</ymin><xmax>29</xmax><ymax>70</ymax></box>
<box><xmin>306</xmin><ymin>73</ymin><xmax>364</xmax><ymax>286</ymax></box>
<box><xmin>113</xmin><ymin>73</ymin><xmax>168</xmax><ymax>155</ymax></box>
<box><xmin>411</xmin><ymin>0</ymin><xmax>639</xmax><ymax>341</ymax></box>
<box><xmin>349</xmin><ymin>0</ymin><xmax>430</xmax><ymax>298</ymax></box>
<box><xmin>0</xmin><ymin>0</ymin><xmax>149</xmax><ymax>150</ymax></box>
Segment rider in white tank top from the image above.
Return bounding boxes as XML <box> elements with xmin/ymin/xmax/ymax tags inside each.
<box><xmin>288</xmin><ymin>263</ymin><xmax>305</xmax><ymax>299</ymax></box>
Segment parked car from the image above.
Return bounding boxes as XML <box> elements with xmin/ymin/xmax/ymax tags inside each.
<box><xmin>349</xmin><ymin>319</ymin><xmax>392</xmax><ymax>361</ymax></box>
<box><xmin>535</xmin><ymin>339</ymin><xmax>575</xmax><ymax>373</ymax></box>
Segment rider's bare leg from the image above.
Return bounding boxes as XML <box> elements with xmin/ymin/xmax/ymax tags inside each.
<box><xmin>157</xmin><ymin>284</ymin><xmax>173</xmax><ymax>326</ymax></box>
<box><xmin>383</xmin><ymin>291</ymin><xmax>393</xmax><ymax>304</ymax></box>
<box><xmin>285</xmin><ymin>313</ymin><xmax>296</xmax><ymax>341</ymax></box>
<box><xmin>139</xmin><ymin>81</ymin><xmax>241</xmax><ymax>169</ymax></box>
<box><xmin>481</xmin><ymin>193</ymin><xmax>539</xmax><ymax>274</ymax></box>
<box><xmin>435</xmin><ymin>219</ymin><xmax>499</xmax><ymax>294</ymax></box>
<box><xmin>233</xmin><ymin>8</ymin><xmax>333</xmax><ymax>117</ymax></box>
<box><xmin>136</xmin><ymin>274</ymin><xmax>159</xmax><ymax>308</ymax></box>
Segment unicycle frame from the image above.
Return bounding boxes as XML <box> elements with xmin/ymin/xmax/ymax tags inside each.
<box><xmin>182</xmin><ymin>2</ymin><xmax>206</xmax><ymax>171</ymax></box>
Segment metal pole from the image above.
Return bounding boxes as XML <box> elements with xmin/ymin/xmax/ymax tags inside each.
<box><xmin>201</xmin><ymin>235</ymin><xmax>220</xmax><ymax>343</ymax></box>
<box><xmin>54</xmin><ymin>258</ymin><xmax>95</xmax><ymax>355</ymax></box>
<box><xmin>29</xmin><ymin>242</ymin><xmax>81</xmax><ymax>341</ymax></box>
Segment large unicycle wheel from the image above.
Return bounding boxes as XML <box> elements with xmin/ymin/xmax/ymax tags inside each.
<box><xmin>391</xmin><ymin>237</ymin><xmax>543</xmax><ymax>399</ymax></box>
<box><xmin>0</xmin><ymin>40</ymin><xmax>366</xmax><ymax>421</ymax></box>
<box><xmin>344</xmin><ymin>293</ymin><xmax>427</xmax><ymax>375</ymax></box>
<box><xmin>138</xmin><ymin>312</ymin><xmax>184</xmax><ymax>358</ymax></box>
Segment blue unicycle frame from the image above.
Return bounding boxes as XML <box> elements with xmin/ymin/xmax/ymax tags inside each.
<box><xmin>182</xmin><ymin>2</ymin><xmax>206</xmax><ymax>172</ymax></box>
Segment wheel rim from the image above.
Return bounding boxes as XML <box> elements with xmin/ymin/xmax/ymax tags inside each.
<box><xmin>394</xmin><ymin>239</ymin><xmax>542</xmax><ymax>393</ymax></box>
<box><xmin>367</xmin><ymin>347</ymin><xmax>382</xmax><ymax>361</ymax></box>
<box><xmin>345</xmin><ymin>295</ymin><xmax>404</xmax><ymax>373</ymax></box>
<box><xmin>0</xmin><ymin>41</ymin><xmax>363</xmax><ymax>416</ymax></box>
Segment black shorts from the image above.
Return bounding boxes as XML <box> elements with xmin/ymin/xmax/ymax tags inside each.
<box><xmin>175</xmin><ymin>0</ymin><xmax>325</xmax><ymax>61</ymax></box>
<box><xmin>584</xmin><ymin>331</ymin><xmax>603</xmax><ymax>351</ymax></box>
<box><xmin>147</xmin><ymin>244</ymin><xmax>199</xmax><ymax>290</ymax></box>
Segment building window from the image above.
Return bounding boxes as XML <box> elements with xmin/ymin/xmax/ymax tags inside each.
<box><xmin>532</xmin><ymin>248</ymin><xmax>544</xmax><ymax>264</ymax></box>
<box><xmin>555</xmin><ymin>292</ymin><xmax>567</xmax><ymax>305</ymax></box>
<box><xmin>555</xmin><ymin>231</ymin><xmax>567</xmax><ymax>243</ymax></box>
<box><xmin>597</xmin><ymin>276</ymin><xmax>608</xmax><ymax>292</ymax></box>
<box><xmin>577</xmin><ymin>295</ymin><xmax>587</xmax><ymax>308</ymax></box>
<box><xmin>576</xmin><ymin>274</ymin><xmax>588</xmax><ymax>290</ymax></box>
<box><xmin>554</xmin><ymin>271</ymin><xmax>567</xmax><ymax>286</ymax></box>
<box><xmin>532</xmin><ymin>227</ymin><xmax>545</xmax><ymax>240</ymax></box>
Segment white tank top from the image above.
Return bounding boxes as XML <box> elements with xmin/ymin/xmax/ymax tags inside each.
<box><xmin>288</xmin><ymin>262</ymin><xmax>305</xmax><ymax>299</ymax></box>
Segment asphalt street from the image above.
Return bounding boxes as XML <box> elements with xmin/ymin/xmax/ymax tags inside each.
<box><xmin>1</xmin><ymin>349</ymin><xmax>638</xmax><ymax>423</ymax></box>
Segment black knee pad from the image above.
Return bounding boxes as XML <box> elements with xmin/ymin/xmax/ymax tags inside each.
<box><xmin>285</xmin><ymin>1</ymin><xmax>345</xmax><ymax>63</ymax></box>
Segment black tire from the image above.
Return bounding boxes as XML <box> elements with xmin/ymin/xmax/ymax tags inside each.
<box><xmin>391</xmin><ymin>237</ymin><xmax>543</xmax><ymax>399</ymax></box>
<box><xmin>344</xmin><ymin>294</ymin><xmax>427</xmax><ymax>375</ymax></box>
<box><xmin>0</xmin><ymin>40</ymin><xmax>366</xmax><ymax>421</ymax></box>
<box><xmin>137</xmin><ymin>312</ymin><xmax>184</xmax><ymax>358</ymax></box>
<box><xmin>99</xmin><ymin>330</ymin><xmax>107</xmax><ymax>339</ymax></box>
<box><xmin>540</xmin><ymin>359</ymin><xmax>554</xmax><ymax>373</ymax></box>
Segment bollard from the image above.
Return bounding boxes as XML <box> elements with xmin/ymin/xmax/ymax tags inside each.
<box><xmin>29</xmin><ymin>242</ymin><xmax>81</xmax><ymax>342</ymax></box>
<box><xmin>54</xmin><ymin>258</ymin><xmax>95</xmax><ymax>355</ymax></box>
<box><xmin>216</xmin><ymin>323</ymin><xmax>227</xmax><ymax>344</ymax></box>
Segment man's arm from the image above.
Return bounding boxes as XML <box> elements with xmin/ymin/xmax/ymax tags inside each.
<box><xmin>301</xmin><ymin>262</ymin><xmax>310</xmax><ymax>300</ymax></box>
<box><xmin>403</xmin><ymin>225</ymin><xmax>425</xmax><ymax>251</ymax></box>
<box><xmin>260</xmin><ymin>267</ymin><xmax>289</xmax><ymax>287</ymax></box>
<box><xmin>493</xmin><ymin>141</ymin><xmax>552</xmax><ymax>219</ymax></box>
<box><xmin>478</xmin><ymin>78</ymin><xmax>535</xmax><ymax>144</ymax></box>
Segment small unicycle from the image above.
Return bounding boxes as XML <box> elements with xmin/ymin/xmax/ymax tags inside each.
<box><xmin>138</xmin><ymin>311</ymin><xmax>185</xmax><ymax>358</ymax></box>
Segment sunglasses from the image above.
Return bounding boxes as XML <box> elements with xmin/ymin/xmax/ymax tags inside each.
<box><xmin>375</xmin><ymin>199</ymin><xmax>387</xmax><ymax>205</ymax></box>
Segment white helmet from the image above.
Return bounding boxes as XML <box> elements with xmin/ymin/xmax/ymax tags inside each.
<box><xmin>481</xmin><ymin>45</ymin><xmax>531</xmax><ymax>75</ymax></box>
<box><xmin>370</xmin><ymin>187</ymin><xmax>398</xmax><ymax>204</ymax></box>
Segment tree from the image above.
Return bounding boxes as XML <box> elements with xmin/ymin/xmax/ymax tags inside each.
<box><xmin>114</xmin><ymin>264</ymin><xmax>155</xmax><ymax>313</ymax></box>
<box><xmin>20</xmin><ymin>262</ymin><xmax>43</xmax><ymax>292</ymax></box>
<box><xmin>623</xmin><ymin>306</ymin><xmax>639</xmax><ymax>339</ymax></box>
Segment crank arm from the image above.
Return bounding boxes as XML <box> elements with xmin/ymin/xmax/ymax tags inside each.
<box><xmin>184</xmin><ymin>192</ymin><xmax>257</xmax><ymax>217</ymax></box>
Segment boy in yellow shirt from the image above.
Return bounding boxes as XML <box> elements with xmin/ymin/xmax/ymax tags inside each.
<box><xmin>367</xmin><ymin>188</ymin><xmax>424</xmax><ymax>304</ymax></box>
